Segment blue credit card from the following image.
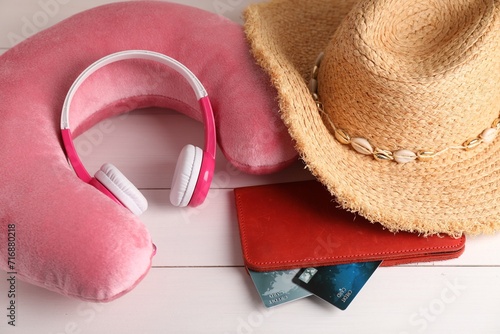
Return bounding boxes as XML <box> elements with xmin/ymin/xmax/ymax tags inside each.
<box><xmin>249</xmin><ymin>269</ymin><xmax>312</xmax><ymax>308</ymax></box>
<box><xmin>292</xmin><ymin>261</ymin><xmax>382</xmax><ymax>310</ymax></box>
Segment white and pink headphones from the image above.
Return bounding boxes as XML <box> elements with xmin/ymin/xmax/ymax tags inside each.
<box><xmin>61</xmin><ymin>50</ymin><xmax>216</xmax><ymax>215</ymax></box>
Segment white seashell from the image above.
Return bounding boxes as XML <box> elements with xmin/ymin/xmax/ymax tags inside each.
<box><xmin>311</xmin><ymin>65</ymin><xmax>319</xmax><ymax>78</ymax></box>
<box><xmin>314</xmin><ymin>52</ymin><xmax>324</xmax><ymax>67</ymax></box>
<box><xmin>393</xmin><ymin>149</ymin><xmax>417</xmax><ymax>163</ymax></box>
<box><xmin>373</xmin><ymin>148</ymin><xmax>394</xmax><ymax>161</ymax></box>
<box><xmin>492</xmin><ymin>118</ymin><xmax>500</xmax><ymax>130</ymax></box>
<box><xmin>308</xmin><ymin>78</ymin><xmax>318</xmax><ymax>94</ymax></box>
<box><xmin>480</xmin><ymin>128</ymin><xmax>498</xmax><ymax>144</ymax></box>
<box><xmin>334</xmin><ymin>129</ymin><xmax>351</xmax><ymax>145</ymax></box>
<box><xmin>351</xmin><ymin>137</ymin><xmax>373</xmax><ymax>155</ymax></box>
<box><xmin>417</xmin><ymin>151</ymin><xmax>436</xmax><ymax>161</ymax></box>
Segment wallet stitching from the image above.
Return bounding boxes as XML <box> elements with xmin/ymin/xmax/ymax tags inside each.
<box><xmin>235</xmin><ymin>192</ymin><xmax>466</xmax><ymax>267</ymax></box>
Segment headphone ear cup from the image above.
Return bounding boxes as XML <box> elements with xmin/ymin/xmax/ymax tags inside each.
<box><xmin>94</xmin><ymin>163</ymin><xmax>148</xmax><ymax>215</ymax></box>
<box><xmin>170</xmin><ymin>145</ymin><xmax>203</xmax><ymax>207</ymax></box>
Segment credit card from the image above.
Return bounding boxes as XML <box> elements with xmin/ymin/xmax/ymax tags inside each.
<box><xmin>292</xmin><ymin>261</ymin><xmax>382</xmax><ymax>310</ymax></box>
<box><xmin>248</xmin><ymin>269</ymin><xmax>312</xmax><ymax>308</ymax></box>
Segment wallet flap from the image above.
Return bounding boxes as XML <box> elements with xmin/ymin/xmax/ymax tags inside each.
<box><xmin>234</xmin><ymin>181</ymin><xmax>466</xmax><ymax>271</ymax></box>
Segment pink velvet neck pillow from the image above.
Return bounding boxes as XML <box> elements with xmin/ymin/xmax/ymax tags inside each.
<box><xmin>0</xmin><ymin>1</ymin><xmax>295</xmax><ymax>302</ymax></box>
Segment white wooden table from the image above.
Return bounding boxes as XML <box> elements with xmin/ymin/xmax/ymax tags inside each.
<box><xmin>1</xmin><ymin>1</ymin><xmax>499</xmax><ymax>333</ymax></box>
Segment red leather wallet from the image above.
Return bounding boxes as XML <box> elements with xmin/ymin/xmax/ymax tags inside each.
<box><xmin>234</xmin><ymin>180</ymin><xmax>466</xmax><ymax>271</ymax></box>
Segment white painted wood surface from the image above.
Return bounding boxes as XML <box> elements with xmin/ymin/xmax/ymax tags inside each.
<box><xmin>1</xmin><ymin>1</ymin><xmax>500</xmax><ymax>333</ymax></box>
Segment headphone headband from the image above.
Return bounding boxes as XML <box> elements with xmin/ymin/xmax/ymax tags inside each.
<box><xmin>61</xmin><ymin>50</ymin><xmax>209</xmax><ymax>129</ymax></box>
<box><xmin>60</xmin><ymin>50</ymin><xmax>217</xmax><ymax>192</ymax></box>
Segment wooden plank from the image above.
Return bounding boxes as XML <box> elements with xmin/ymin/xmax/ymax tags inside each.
<box><xmin>73</xmin><ymin>112</ymin><xmax>312</xmax><ymax>189</ymax></box>
<box><xmin>0</xmin><ymin>0</ymin><xmax>259</xmax><ymax>48</ymax></box>
<box><xmin>0</xmin><ymin>267</ymin><xmax>498</xmax><ymax>333</ymax></box>
<box><xmin>143</xmin><ymin>189</ymin><xmax>245</xmax><ymax>268</ymax></box>
<box><xmin>141</xmin><ymin>189</ymin><xmax>500</xmax><ymax>268</ymax></box>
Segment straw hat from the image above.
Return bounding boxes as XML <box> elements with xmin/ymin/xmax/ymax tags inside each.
<box><xmin>244</xmin><ymin>0</ymin><xmax>500</xmax><ymax>236</ymax></box>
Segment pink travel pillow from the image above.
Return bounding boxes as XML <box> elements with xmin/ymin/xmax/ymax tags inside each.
<box><xmin>0</xmin><ymin>1</ymin><xmax>295</xmax><ymax>302</ymax></box>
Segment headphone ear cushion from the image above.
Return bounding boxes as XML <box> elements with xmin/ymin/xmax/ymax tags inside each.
<box><xmin>170</xmin><ymin>145</ymin><xmax>203</xmax><ymax>207</ymax></box>
<box><xmin>95</xmin><ymin>163</ymin><xmax>148</xmax><ymax>215</ymax></box>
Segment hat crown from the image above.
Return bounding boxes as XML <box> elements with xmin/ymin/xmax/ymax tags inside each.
<box><xmin>319</xmin><ymin>0</ymin><xmax>500</xmax><ymax>153</ymax></box>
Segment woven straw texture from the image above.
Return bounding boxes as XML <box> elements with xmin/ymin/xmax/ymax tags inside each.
<box><xmin>244</xmin><ymin>0</ymin><xmax>500</xmax><ymax>236</ymax></box>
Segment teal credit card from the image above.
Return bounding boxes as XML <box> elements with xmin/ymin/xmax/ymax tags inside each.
<box><xmin>249</xmin><ymin>269</ymin><xmax>312</xmax><ymax>308</ymax></box>
<box><xmin>292</xmin><ymin>261</ymin><xmax>382</xmax><ymax>310</ymax></box>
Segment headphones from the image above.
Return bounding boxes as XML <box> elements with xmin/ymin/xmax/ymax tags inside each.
<box><xmin>61</xmin><ymin>50</ymin><xmax>216</xmax><ymax>215</ymax></box>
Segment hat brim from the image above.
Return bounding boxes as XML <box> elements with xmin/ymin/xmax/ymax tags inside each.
<box><xmin>244</xmin><ymin>0</ymin><xmax>500</xmax><ymax>236</ymax></box>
